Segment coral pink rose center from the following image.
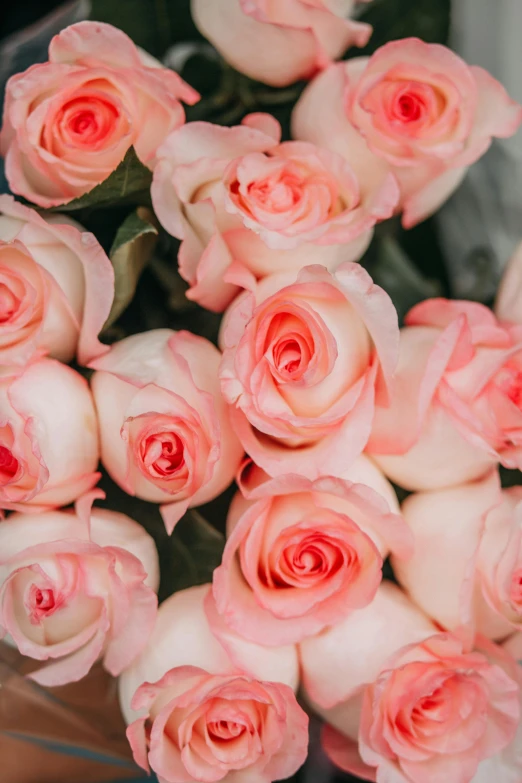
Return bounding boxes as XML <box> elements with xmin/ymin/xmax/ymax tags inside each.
<box><xmin>362</xmin><ymin>77</ymin><xmax>448</xmax><ymax>134</ymax></box>
<box><xmin>0</xmin><ymin>283</ymin><xmax>21</xmax><ymax>322</ymax></box>
<box><xmin>265</xmin><ymin>312</ymin><xmax>314</xmax><ymax>382</ymax></box>
<box><xmin>207</xmin><ymin>718</ymin><xmax>246</xmax><ymax>741</ymax></box>
<box><xmin>387</xmin><ymin>667</ymin><xmax>487</xmax><ymax>750</ymax></box>
<box><xmin>27</xmin><ymin>584</ymin><xmax>58</xmax><ymax>623</ymax></box>
<box><xmin>55</xmin><ymin>95</ymin><xmax>120</xmax><ymax>148</ymax></box>
<box><xmin>248</xmin><ymin>171</ymin><xmax>304</xmax><ymax>212</ymax></box>
<box><xmin>0</xmin><ymin>445</ymin><xmax>19</xmax><ymax>483</ymax></box>
<box><xmin>264</xmin><ymin>527</ymin><xmax>348</xmax><ymax>589</ymax></box>
<box><xmin>141</xmin><ymin>432</ymin><xmax>185</xmax><ymax>477</ymax></box>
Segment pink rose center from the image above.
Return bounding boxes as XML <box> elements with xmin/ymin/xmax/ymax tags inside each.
<box><xmin>267</xmin><ymin>531</ymin><xmax>347</xmax><ymax>588</ymax></box>
<box><xmin>207</xmin><ymin>719</ymin><xmax>246</xmax><ymax>741</ymax></box>
<box><xmin>55</xmin><ymin>95</ymin><xmax>120</xmax><ymax>148</ymax></box>
<box><xmin>509</xmin><ymin>568</ymin><xmax>522</xmax><ymax>610</ymax></box>
<box><xmin>264</xmin><ymin>312</ymin><xmax>315</xmax><ymax>383</ymax></box>
<box><xmin>247</xmin><ymin>172</ymin><xmax>304</xmax><ymax>213</ymax></box>
<box><xmin>0</xmin><ymin>445</ymin><xmax>19</xmax><ymax>484</ymax></box>
<box><xmin>389</xmin><ymin>666</ymin><xmax>487</xmax><ymax>749</ymax></box>
<box><xmin>395</xmin><ymin>91</ymin><xmax>424</xmax><ymax>123</ymax></box>
<box><xmin>140</xmin><ymin>432</ymin><xmax>185</xmax><ymax>478</ymax></box>
<box><xmin>362</xmin><ymin>78</ymin><xmax>448</xmax><ymax>136</ymax></box>
<box><xmin>0</xmin><ymin>283</ymin><xmax>20</xmax><ymax>322</ymax></box>
<box><xmin>26</xmin><ymin>584</ymin><xmax>58</xmax><ymax>625</ymax></box>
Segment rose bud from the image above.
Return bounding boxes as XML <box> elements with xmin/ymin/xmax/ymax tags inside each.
<box><xmin>191</xmin><ymin>0</ymin><xmax>372</xmax><ymax>88</ymax></box>
<box><xmin>219</xmin><ymin>263</ymin><xmax>398</xmax><ymax>479</ymax></box>
<box><xmin>119</xmin><ymin>584</ymin><xmax>308</xmax><ymax>783</ymax></box>
<box><xmin>495</xmin><ymin>241</ymin><xmax>522</xmax><ymax>326</ymax></box>
<box><xmin>0</xmin><ymin>21</ymin><xmax>199</xmax><ymax>207</ymax></box>
<box><xmin>300</xmin><ymin>583</ymin><xmax>521</xmax><ymax>783</ymax></box>
<box><xmin>0</xmin><ymin>195</ymin><xmax>114</xmax><ymax>367</ymax></box>
<box><xmin>152</xmin><ymin>115</ymin><xmax>398</xmax><ymax>311</ymax></box>
<box><xmin>208</xmin><ymin>457</ymin><xmax>412</xmax><ymax>645</ymax></box>
<box><xmin>0</xmin><ymin>490</ymin><xmax>159</xmax><ymax>686</ymax></box>
<box><xmin>367</xmin><ymin>298</ymin><xmax>522</xmax><ymax>490</ymax></box>
<box><xmin>91</xmin><ymin>329</ymin><xmax>244</xmax><ymax>533</ymax></box>
<box><xmin>0</xmin><ymin>358</ymin><xmax>99</xmax><ymax>511</ymax></box>
<box><xmin>293</xmin><ymin>38</ymin><xmax>522</xmax><ymax>227</ymax></box>
<box><xmin>392</xmin><ymin>470</ymin><xmax>522</xmax><ymax>643</ymax></box>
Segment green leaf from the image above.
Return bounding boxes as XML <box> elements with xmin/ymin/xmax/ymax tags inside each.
<box><xmin>55</xmin><ymin>147</ymin><xmax>152</xmax><ymax>212</ymax></box>
<box><xmin>103</xmin><ymin>207</ymin><xmax>158</xmax><ymax>328</ymax></box>
<box><xmin>369</xmin><ymin>236</ymin><xmax>443</xmax><ymax>323</ymax></box>
<box><xmin>166</xmin><ymin>510</ymin><xmax>225</xmax><ymax>595</ymax></box>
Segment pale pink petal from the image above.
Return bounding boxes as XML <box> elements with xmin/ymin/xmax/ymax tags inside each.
<box><xmin>49</xmin><ymin>21</ymin><xmax>143</xmax><ymax>68</ymax></box>
<box><xmin>393</xmin><ymin>471</ymin><xmax>501</xmax><ymax>636</ymax></box>
<box><xmin>323</xmin><ymin>724</ymin><xmax>377</xmax><ymax>781</ymax></box>
<box><xmin>402</xmin><ymin>166</ymin><xmax>468</xmax><ymax>228</ymax></box>
<box><xmin>160</xmin><ymin>499</ymin><xmax>191</xmax><ymax>535</ymax></box>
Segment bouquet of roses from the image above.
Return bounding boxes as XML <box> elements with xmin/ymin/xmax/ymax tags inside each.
<box><xmin>0</xmin><ymin>1</ymin><xmax>521</xmax><ymax>782</ymax></box>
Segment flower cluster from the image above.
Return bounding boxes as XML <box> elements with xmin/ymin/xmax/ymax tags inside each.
<box><xmin>0</xmin><ymin>8</ymin><xmax>521</xmax><ymax>783</ymax></box>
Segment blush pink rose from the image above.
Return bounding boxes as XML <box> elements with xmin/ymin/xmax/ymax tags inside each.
<box><xmin>0</xmin><ymin>195</ymin><xmax>114</xmax><ymax>367</ymax></box>
<box><xmin>299</xmin><ymin>583</ymin><xmax>521</xmax><ymax>783</ymax></box>
<box><xmin>207</xmin><ymin>457</ymin><xmax>412</xmax><ymax>645</ymax></box>
<box><xmin>393</xmin><ymin>470</ymin><xmax>522</xmax><ymax>643</ymax></box>
<box><xmin>90</xmin><ymin>329</ymin><xmax>243</xmax><ymax>533</ymax></box>
<box><xmin>219</xmin><ymin>262</ymin><xmax>399</xmax><ymax>479</ymax></box>
<box><xmin>0</xmin><ymin>490</ymin><xmax>158</xmax><ymax>687</ymax></box>
<box><xmin>119</xmin><ymin>584</ymin><xmax>307</xmax><ymax>783</ymax></box>
<box><xmin>292</xmin><ymin>38</ymin><xmax>522</xmax><ymax>227</ymax></box>
<box><xmin>0</xmin><ymin>21</ymin><xmax>199</xmax><ymax>207</ymax></box>
<box><xmin>191</xmin><ymin>0</ymin><xmax>372</xmax><ymax>88</ymax></box>
<box><xmin>152</xmin><ymin>115</ymin><xmax>397</xmax><ymax>312</ymax></box>
<box><xmin>367</xmin><ymin>298</ymin><xmax>522</xmax><ymax>490</ymax></box>
<box><xmin>0</xmin><ymin>358</ymin><xmax>99</xmax><ymax>511</ymax></box>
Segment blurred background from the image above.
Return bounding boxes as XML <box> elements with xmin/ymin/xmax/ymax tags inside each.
<box><xmin>0</xmin><ymin>1</ymin><xmax>520</xmax><ymax>782</ymax></box>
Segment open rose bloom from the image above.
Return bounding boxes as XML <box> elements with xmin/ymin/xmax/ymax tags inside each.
<box><xmin>91</xmin><ymin>329</ymin><xmax>243</xmax><ymax>532</ymax></box>
<box><xmin>367</xmin><ymin>298</ymin><xmax>522</xmax><ymax>490</ymax></box>
<box><xmin>0</xmin><ymin>195</ymin><xmax>114</xmax><ymax>366</ymax></box>
<box><xmin>120</xmin><ymin>585</ymin><xmax>308</xmax><ymax>783</ymax></box>
<box><xmin>293</xmin><ymin>38</ymin><xmax>522</xmax><ymax>226</ymax></box>
<box><xmin>208</xmin><ymin>457</ymin><xmax>412</xmax><ymax>645</ymax></box>
<box><xmin>191</xmin><ymin>0</ymin><xmax>372</xmax><ymax>87</ymax></box>
<box><xmin>0</xmin><ymin>491</ymin><xmax>158</xmax><ymax>686</ymax></box>
<box><xmin>152</xmin><ymin>115</ymin><xmax>398</xmax><ymax>311</ymax></box>
<box><xmin>301</xmin><ymin>583</ymin><xmax>522</xmax><ymax>783</ymax></box>
<box><xmin>393</xmin><ymin>471</ymin><xmax>522</xmax><ymax>644</ymax></box>
<box><xmin>220</xmin><ymin>262</ymin><xmax>399</xmax><ymax>478</ymax></box>
<box><xmin>0</xmin><ymin>358</ymin><xmax>99</xmax><ymax>511</ymax></box>
<box><xmin>0</xmin><ymin>21</ymin><xmax>199</xmax><ymax>206</ymax></box>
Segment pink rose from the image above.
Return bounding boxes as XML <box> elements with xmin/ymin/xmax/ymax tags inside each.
<box><xmin>300</xmin><ymin>583</ymin><xmax>521</xmax><ymax>783</ymax></box>
<box><xmin>152</xmin><ymin>115</ymin><xmax>397</xmax><ymax>311</ymax></box>
<box><xmin>190</xmin><ymin>0</ymin><xmax>372</xmax><ymax>88</ymax></box>
<box><xmin>496</xmin><ymin>241</ymin><xmax>522</xmax><ymax>326</ymax></box>
<box><xmin>393</xmin><ymin>470</ymin><xmax>522</xmax><ymax>643</ymax></box>
<box><xmin>367</xmin><ymin>298</ymin><xmax>522</xmax><ymax>490</ymax></box>
<box><xmin>292</xmin><ymin>38</ymin><xmax>522</xmax><ymax>227</ymax></box>
<box><xmin>0</xmin><ymin>21</ymin><xmax>199</xmax><ymax>207</ymax></box>
<box><xmin>90</xmin><ymin>329</ymin><xmax>243</xmax><ymax>533</ymax></box>
<box><xmin>219</xmin><ymin>263</ymin><xmax>399</xmax><ymax>479</ymax></box>
<box><xmin>0</xmin><ymin>195</ymin><xmax>114</xmax><ymax>367</ymax></box>
<box><xmin>0</xmin><ymin>490</ymin><xmax>158</xmax><ymax>687</ymax></box>
<box><xmin>208</xmin><ymin>457</ymin><xmax>412</xmax><ymax>645</ymax></box>
<box><xmin>0</xmin><ymin>358</ymin><xmax>99</xmax><ymax>511</ymax></box>
<box><xmin>120</xmin><ymin>584</ymin><xmax>307</xmax><ymax>783</ymax></box>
